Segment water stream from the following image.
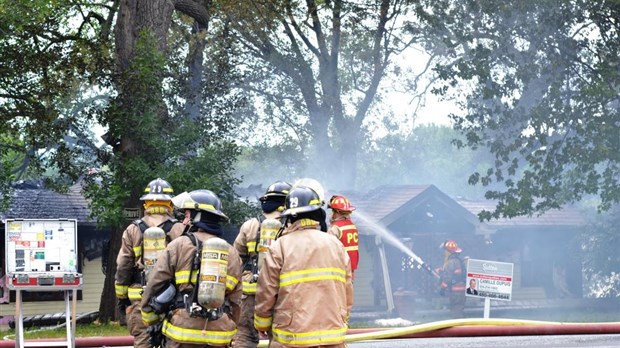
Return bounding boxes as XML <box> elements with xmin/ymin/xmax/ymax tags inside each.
<box><xmin>354</xmin><ymin>210</ymin><xmax>438</xmax><ymax>277</ymax></box>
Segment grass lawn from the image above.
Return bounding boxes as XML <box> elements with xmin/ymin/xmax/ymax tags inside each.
<box><xmin>0</xmin><ymin>321</ymin><xmax>129</xmax><ymax>340</ymax></box>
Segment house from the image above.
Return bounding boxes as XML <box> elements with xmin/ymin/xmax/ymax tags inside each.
<box><xmin>1</xmin><ymin>181</ymin><xmax>587</xmax><ymax>322</ymax></box>
<box><xmin>0</xmin><ymin>181</ymin><xmax>110</xmax><ymax>318</ymax></box>
<box><xmin>346</xmin><ymin>184</ymin><xmax>586</xmax><ymax>315</ymax></box>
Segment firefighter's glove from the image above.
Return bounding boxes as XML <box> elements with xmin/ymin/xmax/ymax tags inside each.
<box><xmin>147</xmin><ymin>321</ymin><xmax>164</xmax><ymax>348</ymax></box>
<box><xmin>439</xmin><ymin>288</ymin><xmax>446</xmax><ymax>297</ymax></box>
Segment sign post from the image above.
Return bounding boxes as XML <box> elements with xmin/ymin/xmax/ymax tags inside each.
<box><xmin>465</xmin><ymin>258</ymin><xmax>514</xmax><ymax>319</ymax></box>
<box><xmin>4</xmin><ymin>219</ymin><xmax>83</xmax><ymax>348</ymax></box>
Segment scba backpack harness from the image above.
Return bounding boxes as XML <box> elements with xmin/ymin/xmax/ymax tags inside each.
<box><xmin>132</xmin><ymin>218</ymin><xmax>177</xmax><ymax>286</ymax></box>
<box><xmin>148</xmin><ymin>232</ymin><xmax>233</xmax><ymax>320</ymax></box>
<box><xmin>185</xmin><ymin>232</ymin><xmax>232</xmax><ymax>320</ymax></box>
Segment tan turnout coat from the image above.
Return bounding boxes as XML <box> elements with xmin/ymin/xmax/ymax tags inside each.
<box><xmin>254</xmin><ymin>219</ymin><xmax>353</xmax><ymax>347</ymax></box>
<box><xmin>140</xmin><ymin>230</ymin><xmax>243</xmax><ymax>346</ymax></box>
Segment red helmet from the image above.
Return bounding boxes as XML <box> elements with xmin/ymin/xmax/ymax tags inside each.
<box><xmin>442</xmin><ymin>240</ymin><xmax>462</xmax><ymax>253</ymax></box>
<box><xmin>328</xmin><ymin>195</ymin><xmax>356</xmax><ymax>213</ymax></box>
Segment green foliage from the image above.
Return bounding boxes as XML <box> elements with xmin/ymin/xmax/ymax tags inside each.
<box><xmin>0</xmin><ymin>1</ymin><xmax>112</xmax><ymax>197</ymax></box>
<box><xmin>415</xmin><ymin>0</ymin><xmax>620</xmax><ymax>219</ymax></box>
<box><xmin>81</xmin><ymin>25</ymin><xmax>250</xmax><ymax>227</ymax></box>
<box><xmin>0</xmin><ymin>2</ymin><xmax>250</xmax><ymax>228</ymax></box>
<box><xmin>581</xmin><ymin>204</ymin><xmax>620</xmax><ymax>298</ymax></box>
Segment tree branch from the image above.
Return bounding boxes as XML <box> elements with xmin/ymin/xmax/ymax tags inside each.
<box><xmin>173</xmin><ymin>0</ymin><xmax>210</xmax><ymax>27</ymax></box>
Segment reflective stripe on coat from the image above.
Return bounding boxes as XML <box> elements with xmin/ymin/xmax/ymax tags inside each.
<box><xmin>255</xmin><ymin>219</ymin><xmax>353</xmax><ymax>346</ymax></box>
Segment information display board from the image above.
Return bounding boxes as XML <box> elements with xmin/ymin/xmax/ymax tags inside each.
<box><xmin>4</xmin><ymin>219</ymin><xmax>82</xmax><ymax>290</ymax></box>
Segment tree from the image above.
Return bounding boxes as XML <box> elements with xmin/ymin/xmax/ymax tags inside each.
<box><xmin>220</xmin><ymin>0</ymin><xmax>422</xmax><ymax>190</ymax></box>
<box><xmin>0</xmin><ymin>1</ymin><xmax>113</xmax><ymax>206</ymax></box>
<box><xmin>0</xmin><ymin>1</ymin><xmax>251</xmax><ymax>321</ymax></box>
<box><xmin>90</xmin><ymin>0</ymin><xmax>255</xmax><ymax>321</ymax></box>
<box><xmin>414</xmin><ymin>0</ymin><xmax>620</xmax><ymax>219</ymax></box>
<box><xmin>581</xmin><ymin>204</ymin><xmax>620</xmax><ymax>298</ymax></box>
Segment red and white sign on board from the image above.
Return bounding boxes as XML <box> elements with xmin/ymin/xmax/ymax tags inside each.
<box><xmin>466</xmin><ymin>258</ymin><xmax>513</xmax><ymax>301</ymax></box>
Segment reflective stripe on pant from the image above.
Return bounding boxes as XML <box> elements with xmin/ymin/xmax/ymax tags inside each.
<box><xmin>234</xmin><ymin>293</ymin><xmax>259</xmax><ymax>348</ymax></box>
<box><xmin>127</xmin><ymin>304</ymin><xmax>150</xmax><ymax>348</ymax></box>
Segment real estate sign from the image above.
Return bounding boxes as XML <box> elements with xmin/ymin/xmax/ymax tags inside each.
<box><xmin>466</xmin><ymin>258</ymin><xmax>513</xmax><ymax>301</ymax></box>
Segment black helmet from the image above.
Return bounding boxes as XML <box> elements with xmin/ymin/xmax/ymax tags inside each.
<box><xmin>140</xmin><ymin>178</ymin><xmax>174</xmax><ymax>201</ymax></box>
<box><xmin>260</xmin><ymin>181</ymin><xmax>292</xmax><ymax>202</ymax></box>
<box><xmin>172</xmin><ymin>189</ymin><xmax>228</xmax><ymax>222</ymax></box>
<box><xmin>281</xmin><ymin>186</ymin><xmax>323</xmax><ymax>217</ymax></box>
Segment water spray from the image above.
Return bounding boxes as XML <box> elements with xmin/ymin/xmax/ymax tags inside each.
<box><xmin>355</xmin><ymin>210</ymin><xmax>440</xmax><ymax>279</ymax></box>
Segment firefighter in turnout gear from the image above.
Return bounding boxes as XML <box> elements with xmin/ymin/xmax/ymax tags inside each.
<box><xmin>233</xmin><ymin>181</ymin><xmax>291</xmax><ymax>348</ymax></box>
<box><xmin>254</xmin><ymin>185</ymin><xmax>353</xmax><ymax>348</ymax></box>
<box><xmin>438</xmin><ymin>240</ymin><xmax>466</xmax><ymax>318</ymax></box>
<box><xmin>140</xmin><ymin>189</ymin><xmax>242</xmax><ymax>348</ymax></box>
<box><xmin>115</xmin><ymin>178</ymin><xmax>185</xmax><ymax>348</ymax></box>
<box><xmin>327</xmin><ymin>195</ymin><xmax>360</xmax><ymax>277</ymax></box>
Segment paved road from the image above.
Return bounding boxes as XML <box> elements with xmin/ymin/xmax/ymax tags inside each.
<box><xmin>347</xmin><ymin>334</ymin><xmax>620</xmax><ymax>347</ymax></box>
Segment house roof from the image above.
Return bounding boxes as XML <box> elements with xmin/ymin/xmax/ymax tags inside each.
<box><xmin>354</xmin><ymin>185</ymin><xmax>431</xmax><ymax>221</ymax></box>
<box><xmin>351</xmin><ymin>184</ymin><xmax>585</xmax><ymax>231</ymax></box>
<box><xmin>354</xmin><ymin>184</ymin><xmax>479</xmax><ymax>226</ymax></box>
<box><xmin>0</xmin><ymin>182</ymin><xmax>96</xmax><ymax>225</ymax></box>
<box><xmin>456</xmin><ymin>198</ymin><xmax>586</xmax><ymax>228</ymax></box>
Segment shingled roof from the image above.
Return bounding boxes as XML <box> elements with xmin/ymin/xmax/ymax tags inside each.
<box><xmin>351</xmin><ymin>184</ymin><xmax>585</xmax><ymax>230</ymax></box>
<box><xmin>0</xmin><ymin>182</ymin><xmax>95</xmax><ymax>225</ymax></box>
<box><xmin>456</xmin><ymin>198</ymin><xmax>586</xmax><ymax>227</ymax></box>
<box><xmin>354</xmin><ymin>184</ymin><xmax>479</xmax><ymax>226</ymax></box>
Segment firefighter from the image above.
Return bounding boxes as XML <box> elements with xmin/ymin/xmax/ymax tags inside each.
<box><xmin>291</xmin><ymin>178</ymin><xmax>328</xmax><ymax>232</ymax></box>
<box><xmin>438</xmin><ymin>239</ymin><xmax>466</xmax><ymax>318</ymax></box>
<box><xmin>233</xmin><ymin>181</ymin><xmax>291</xmax><ymax>348</ymax></box>
<box><xmin>115</xmin><ymin>178</ymin><xmax>185</xmax><ymax>348</ymax></box>
<box><xmin>327</xmin><ymin>194</ymin><xmax>360</xmax><ymax>277</ymax></box>
<box><xmin>140</xmin><ymin>189</ymin><xmax>242</xmax><ymax>348</ymax></box>
<box><xmin>254</xmin><ymin>185</ymin><xmax>353</xmax><ymax>348</ymax></box>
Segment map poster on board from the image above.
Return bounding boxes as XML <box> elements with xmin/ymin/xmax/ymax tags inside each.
<box><xmin>5</xmin><ymin>219</ymin><xmax>78</xmax><ymax>274</ymax></box>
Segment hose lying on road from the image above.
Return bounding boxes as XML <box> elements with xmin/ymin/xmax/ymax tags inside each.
<box><xmin>2</xmin><ymin>318</ymin><xmax>620</xmax><ymax>347</ymax></box>
<box><xmin>257</xmin><ymin>318</ymin><xmax>620</xmax><ymax>348</ymax></box>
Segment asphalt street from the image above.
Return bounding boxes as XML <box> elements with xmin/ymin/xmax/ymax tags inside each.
<box><xmin>347</xmin><ymin>334</ymin><xmax>620</xmax><ymax>348</ymax></box>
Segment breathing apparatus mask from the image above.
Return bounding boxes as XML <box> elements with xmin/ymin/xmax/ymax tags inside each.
<box><xmin>261</xmin><ymin>196</ymin><xmax>285</xmax><ymax>213</ymax></box>
<box><xmin>188</xmin><ymin>210</ymin><xmax>224</xmax><ymax>236</ymax></box>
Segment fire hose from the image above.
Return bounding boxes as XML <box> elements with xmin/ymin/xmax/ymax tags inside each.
<box><xmin>2</xmin><ymin>318</ymin><xmax>620</xmax><ymax>347</ymax></box>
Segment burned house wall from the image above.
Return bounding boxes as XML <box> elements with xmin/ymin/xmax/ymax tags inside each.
<box><xmin>490</xmin><ymin>227</ymin><xmax>583</xmax><ymax>299</ymax></box>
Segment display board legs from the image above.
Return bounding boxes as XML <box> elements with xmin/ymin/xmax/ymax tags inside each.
<box><xmin>14</xmin><ymin>289</ymin><xmax>77</xmax><ymax>348</ymax></box>
<box><xmin>483</xmin><ymin>297</ymin><xmax>491</xmax><ymax>319</ymax></box>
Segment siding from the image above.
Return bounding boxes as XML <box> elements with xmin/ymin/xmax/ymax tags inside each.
<box><xmin>353</xmin><ymin>238</ymin><xmax>375</xmax><ymax>308</ymax></box>
<box><xmin>1</xmin><ymin>257</ymin><xmax>104</xmax><ymax>318</ymax></box>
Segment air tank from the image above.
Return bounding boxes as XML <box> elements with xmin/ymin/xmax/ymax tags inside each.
<box><xmin>143</xmin><ymin>226</ymin><xmax>166</xmax><ymax>279</ymax></box>
<box><xmin>197</xmin><ymin>237</ymin><xmax>229</xmax><ymax>309</ymax></box>
<box><xmin>257</xmin><ymin>218</ymin><xmax>282</xmax><ymax>269</ymax></box>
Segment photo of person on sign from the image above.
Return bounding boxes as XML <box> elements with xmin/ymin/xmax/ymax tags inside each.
<box><xmin>467</xmin><ymin>278</ymin><xmax>479</xmax><ymax>295</ymax></box>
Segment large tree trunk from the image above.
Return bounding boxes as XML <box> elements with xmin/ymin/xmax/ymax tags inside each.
<box><xmin>98</xmin><ymin>0</ymin><xmax>213</xmax><ymax>322</ymax></box>
<box><xmin>98</xmin><ymin>0</ymin><xmax>174</xmax><ymax>322</ymax></box>
<box><xmin>98</xmin><ymin>228</ymin><xmax>119</xmax><ymax>321</ymax></box>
